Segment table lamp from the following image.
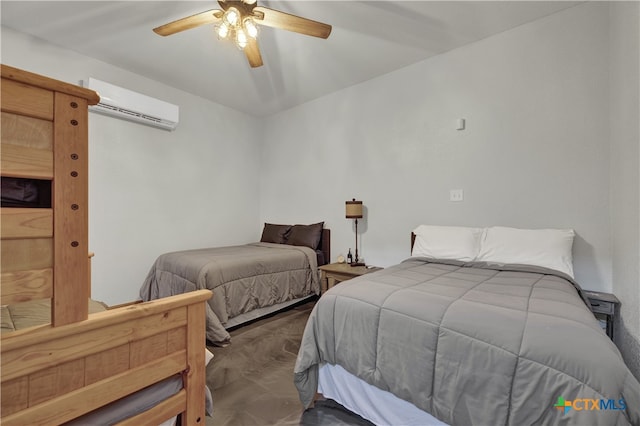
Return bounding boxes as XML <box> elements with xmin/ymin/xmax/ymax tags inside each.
<box><xmin>346</xmin><ymin>198</ymin><xmax>365</xmax><ymax>266</ymax></box>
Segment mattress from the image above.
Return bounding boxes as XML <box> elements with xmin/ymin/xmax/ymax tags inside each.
<box><xmin>67</xmin><ymin>349</ymin><xmax>215</xmax><ymax>425</ymax></box>
<box><xmin>0</xmin><ymin>176</ymin><xmax>51</xmax><ymax>208</ymax></box>
<box><xmin>66</xmin><ymin>375</ymin><xmax>183</xmax><ymax>425</ymax></box>
<box><xmin>295</xmin><ymin>258</ymin><xmax>640</xmax><ymax>425</ymax></box>
<box><xmin>1</xmin><ymin>298</ymin><xmax>107</xmax><ymax>333</ymax></box>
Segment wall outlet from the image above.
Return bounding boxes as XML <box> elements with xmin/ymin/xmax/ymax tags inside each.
<box><xmin>450</xmin><ymin>189</ymin><xmax>464</xmax><ymax>202</ymax></box>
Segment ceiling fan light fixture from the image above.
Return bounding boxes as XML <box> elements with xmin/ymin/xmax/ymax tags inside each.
<box><xmin>224</xmin><ymin>7</ymin><xmax>240</xmax><ymax>26</ymax></box>
<box><xmin>236</xmin><ymin>28</ymin><xmax>248</xmax><ymax>49</ymax></box>
<box><xmin>243</xmin><ymin>17</ymin><xmax>259</xmax><ymax>39</ymax></box>
<box><xmin>153</xmin><ymin>1</ymin><xmax>332</xmax><ymax>68</ymax></box>
<box><xmin>216</xmin><ymin>22</ymin><xmax>230</xmax><ymax>39</ymax></box>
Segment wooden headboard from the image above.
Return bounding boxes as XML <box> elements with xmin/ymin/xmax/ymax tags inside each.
<box><xmin>320</xmin><ymin>228</ymin><xmax>331</xmax><ymax>265</ymax></box>
<box><xmin>411</xmin><ymin>232</ymin><xmax>416</xmax><ymax>252</ymax></box>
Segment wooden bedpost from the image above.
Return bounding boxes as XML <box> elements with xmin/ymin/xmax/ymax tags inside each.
<box><xmin>183</xmin><ymin>297</ymin><xmax>207</xmax><ymax>425</ymax></box>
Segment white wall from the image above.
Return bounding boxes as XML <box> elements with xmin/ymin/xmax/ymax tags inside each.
<box><xmin>260</xmin><ymin>2</ymin><xmax>612</xmax><ymax>292</ymax></box>
<box><xmin>1</xmin><ymin>28</ymin><xmax>263</xmax><ymax>305</ymax></box>
<box><xmin>609</xmin><ymin>1</ymin><xmax>640</xmax><ymax>379</ymax></box>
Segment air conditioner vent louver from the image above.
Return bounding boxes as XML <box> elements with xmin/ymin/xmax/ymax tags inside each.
<box><xmin>84</xmin><ymin>78</ymin><xmax>179</xmax><ymax>131</ymax></box>
<box><xmin>142</xmin><ymin>115</ymin><xmax>161</xmax><ymax>123</ymax></box>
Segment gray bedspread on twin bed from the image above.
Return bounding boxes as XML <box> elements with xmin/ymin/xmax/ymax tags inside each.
<box><xmin>294</xmin><ymin>258</ymin><xmax>640</xmax><ymax>425</ymax></box>
<box><xmin>140</xmin><ymin>242</ymin><xmax>320</xmax><ymax>344</ymax></box>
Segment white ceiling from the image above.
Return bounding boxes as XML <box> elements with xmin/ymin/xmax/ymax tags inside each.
<box><xmin>1</xmin><ymin>1</ymin><xmax>580</xmax><ymax>116</ymax></box>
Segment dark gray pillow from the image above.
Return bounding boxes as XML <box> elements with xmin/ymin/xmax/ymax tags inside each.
<box><xmin>260</xmin><ymin>223</ymin><xmax>291</xmax><ymax>244</ymax></box>
<box><xmin>287</xmin><ymin>222</ymin><xmax>324</xmax><ymax>250</ymax></box>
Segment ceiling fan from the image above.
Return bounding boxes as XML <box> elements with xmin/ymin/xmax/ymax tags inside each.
<box><xmin>153</xmin><ymin>0</ymin><xmax>332</xmax><ymax>68</ymax></box>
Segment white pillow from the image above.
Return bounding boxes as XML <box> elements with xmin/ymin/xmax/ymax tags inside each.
<box><xmin>476</xmin><ymin>226</ymin><xmax>575</xmax><ymax>278</ymax></box>
<box><xmin>412</xmin><ymin>225</ymin><xmax>484</xmax><ymax>262</ymax></box>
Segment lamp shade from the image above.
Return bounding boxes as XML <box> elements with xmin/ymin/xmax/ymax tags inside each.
<box><xmin>346</xmin><ymin>198</ymin><xmax>363</xmax><ymax>219</ymax></box>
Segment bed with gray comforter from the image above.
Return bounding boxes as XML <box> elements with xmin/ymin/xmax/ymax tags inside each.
<box><xmin>294</xmin><ymin>258</ymin><xmax>640</xmax><ymax>425</ymax></box>
<box><xmin>141</xmin><ymin>242</ymin><xmax>319</xmax><ymax>344</ymax></box>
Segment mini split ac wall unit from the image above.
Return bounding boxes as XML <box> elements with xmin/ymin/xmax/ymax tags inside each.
<box><xmin>84</xmin><ymin>78</ymin><xmax>179</xmax><ymax>131</ymax></box>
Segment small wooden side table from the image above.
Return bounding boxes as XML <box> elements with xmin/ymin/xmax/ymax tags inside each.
<box><xmin>319</xmin><ymin>262</ymin><xmax>383</xmax><ymax>293</ymax></box>
<box><xmin>583</xmin><ymin>290</ymin><xmax>620</xmax><ymax>340</ymax></box>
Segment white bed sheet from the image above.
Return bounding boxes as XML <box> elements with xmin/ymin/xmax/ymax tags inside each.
<box><xmin>318</xmin><ymin>363</ymin><xmax>448</xmax><ymax>426</ymax></box>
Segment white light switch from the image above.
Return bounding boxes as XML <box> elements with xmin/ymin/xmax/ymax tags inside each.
<box><xmin>450</xmin><ymin>189</ymin><xmax>464</xmax><ymax>202</ymax></box>
<box><xmin>456</xmin><ymin>118</ymin><xmax>465</xmax><ymax>131</ymax></box>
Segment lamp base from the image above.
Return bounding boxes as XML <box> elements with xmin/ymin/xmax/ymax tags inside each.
<box><xmin>350</xmin><ymin>262</ymin><xmax>366</xmax><ymax>267</ymax></box>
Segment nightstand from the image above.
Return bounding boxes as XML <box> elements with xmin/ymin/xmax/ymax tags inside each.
<box><xmin>319</xmin><ymin>263</ymin><xmax>383</xmax><ymax>293</ymax></box>
<box><xmin>583</xmin><ymin>290</ymin><xmax>620</xmax><ymax>340</ymax></box>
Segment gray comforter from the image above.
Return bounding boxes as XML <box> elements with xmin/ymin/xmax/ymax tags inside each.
<box><xmin>294</xmin><ymin>258</ymin><xmax>640</xmax><ymax>425</ymax></box>
<box><xmin>141</xmin><ymin>242</ymin><xmax>319</xmax><ymax>344</ymax></box>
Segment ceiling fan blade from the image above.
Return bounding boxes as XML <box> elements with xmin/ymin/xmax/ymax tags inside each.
<box><xmin>244</xmin><ymin>38</ymin><xmax>263</xmax><ymax>68</ymax></box>
<box><xmin>153</xmin><ymin>9</ymin><xmax>223</xmax><ymax>36</ymax></box>
<box><xmin>253</xmin><ymin>6</ymin><xmax>331</xmax><ymax>39</ymax></box>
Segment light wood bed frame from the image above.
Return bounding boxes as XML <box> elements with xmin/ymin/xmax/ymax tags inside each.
<box><xmin>1</xmin><ymin>64</ymin><xmax>212</xmax><ymax>425</ymax></box>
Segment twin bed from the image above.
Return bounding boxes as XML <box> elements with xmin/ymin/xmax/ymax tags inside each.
<box><xmin>1</xmin><ymin>64</ymin><xmax>211</xmax><ymax>425</ymax></box>
<box><xmin>295</xmin><ymin>225</ymin><xmax>640</xmax><ymax>425</ymax></box>
<box><xmin>141</xmin><ymin>222</ymin><xmax>330</xmax><ymax>344</ymax></box>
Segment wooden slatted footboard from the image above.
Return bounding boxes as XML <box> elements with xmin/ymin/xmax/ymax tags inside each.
<box><xmin>1</xmin><ymin>289</ymin><xmax>212</xmax><ymax>425</ymax></box>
